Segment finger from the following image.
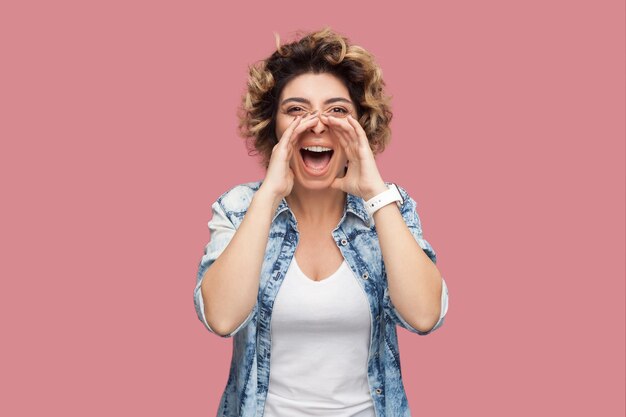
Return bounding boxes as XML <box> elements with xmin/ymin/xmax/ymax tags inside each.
<box><xmin>330</xmin><ymin>176</ymin><xmax>345</xmax><ymax>192</ymax></box>
<box><xmin>324</xmin><ymin>114</ymin><xmax>358</xmax><ymax>145</ymax></box>
<box><xmin>333</xmin><ymin>134</ymin><xmax>352</xmax><ymax>163</ymax></box>
<box><xmin>279</xmin><ymin>115</ymin><xmax>302</xmax><ymax>148</ymax></box>
<box><xmin>281</xmin><ymin>114</ymin><xmax>313</xmax><ymax>160</ymax></box>
<box><xmin>288</xmin><ymin>111</ymin><xmax>320</xmax><ymax>145</ymax></box>
<box><xmin>322</xmin><ymin>114</ymin><xmax>359</xmax><ymax>159</ymax></box>
<box><xmin>322</xmin><ymin>116</ymin><xmax>352</xmax><ymax>158</ymax></box>
<box><xmin>346</xmin><ymin>114</ymin><xmax>370</xmax><ymax>149</ymax></box>
<box><xmin>332</xmin><ymin>114</ymin><xmax>370</xmax><ymax>159</ymax></box>
<box><xmin>273</xmin><ymin>116</ymin><xmax>303</xmax><ymax>163</ymax></box>
<box><xmin>320</xmin><ymin>114</ymin><xmax>349</xmax><ymax>141</ymax></box>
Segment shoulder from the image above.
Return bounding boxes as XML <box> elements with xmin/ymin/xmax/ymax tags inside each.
<box><xmin>215</xmin><ymin>180</ymin><xmax>263</xmax><ymax>214</ymax></box>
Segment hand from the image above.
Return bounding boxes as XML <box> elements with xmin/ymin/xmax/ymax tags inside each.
<box><xmin>321</xmin><ymin>113</ymin><xmax>387</xmax><ymax>200</ymax></box>
<box><xmin>259</xmin><ymin>111</ymin><xmax>321</xmax><ymax>202</ymax></box>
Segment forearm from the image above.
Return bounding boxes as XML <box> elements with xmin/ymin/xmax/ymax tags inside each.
<box><xmin>201</xmin><ymin>189</ymin><xmax>279</xmax><ymax>335</ymax></box>
<box><xmin>368</xmin><ymin>185</ymin><xmax>443</xmax><ymax>332</ymax></box>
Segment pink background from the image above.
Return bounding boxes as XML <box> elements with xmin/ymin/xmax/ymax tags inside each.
<box><xmin>2</xmin><ymin>1</ymin><xmax>624</xmax><ymax>416</ymax></box>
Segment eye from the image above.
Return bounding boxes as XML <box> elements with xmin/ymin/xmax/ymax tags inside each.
<box><xmin>326</xmin><ymin>107</ymin><xmax>350</xmax><ymax>117</ymax></box>
<box><xmin>286</xmin><ymin>106</ymin><xmax>308</xmax><ymax>115</ymax></box>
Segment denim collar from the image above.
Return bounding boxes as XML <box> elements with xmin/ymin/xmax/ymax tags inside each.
<box><xmin>271</xmin><ymin>192</ymin><xmax>371</xmax><ymax>227</ymax></box>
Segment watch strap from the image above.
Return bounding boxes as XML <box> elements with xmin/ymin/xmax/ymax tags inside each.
<box><xmin>364</xmin><ymin>183</ymin><xmax>403</xmax><ymax>216</ymax></box>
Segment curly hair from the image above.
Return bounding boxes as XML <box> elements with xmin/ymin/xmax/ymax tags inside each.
<box><xmin>237</xmin><ymin>27</ymin><xmax>393</xmax><ymax>170</ymax></box>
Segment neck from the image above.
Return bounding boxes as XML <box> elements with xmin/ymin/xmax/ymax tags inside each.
<box><xmin>285</xmin><ymin>183</ymin><xmax>347</xmax><ymax>225</ymax></box>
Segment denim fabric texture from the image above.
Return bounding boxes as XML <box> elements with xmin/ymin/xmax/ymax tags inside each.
<box><xmin>194</xmin><ymin>180</ymin><xmax>449</xmax><ymax>417</ymax></box>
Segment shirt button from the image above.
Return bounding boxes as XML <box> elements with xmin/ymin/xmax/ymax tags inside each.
<box><xmin>362</xmin><ymin>272</ymin><xmax>369</xmax><ymax>280</ymax></box>
<box><xmin>340</xmin><ymin>238</ymin><xmax>348</xmax><ymax>246</ymax></box>
<box><xmin>375</xmin><ymin>388</ymin><xmax>383</xmax><ymax>395</ymax></box>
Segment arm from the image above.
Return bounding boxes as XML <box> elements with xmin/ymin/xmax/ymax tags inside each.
<box><xmin>195</xmin><ymin>112</ymin><xmax>317</xmax><ymax>336</ymax></box>
<box><xmin>193</xmin><ymin>188</ymin><xmax>279</xmax><ymax>337</ymax></box>
<box><xmin>320</xmin><ymin>113</ymin><xmax>448</xmax><ymax>335</ymax></box>
<box><xmin>369</xmin><ymin>184</ymin><xmax>449</xmax><ymax>335</ymax></box>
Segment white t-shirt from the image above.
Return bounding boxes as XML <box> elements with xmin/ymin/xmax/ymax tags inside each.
<box><xmin>263</xmin><ymin>256</ymin><xmax>376</xmax><ymax>417</ymax></box>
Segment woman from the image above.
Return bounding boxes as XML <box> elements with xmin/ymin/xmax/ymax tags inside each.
<box><xmin>194</xmin><ymin>27</ymin><xmax>449</xmax><ymax>417</ymax></box>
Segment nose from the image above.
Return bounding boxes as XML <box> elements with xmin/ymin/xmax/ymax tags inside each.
<box><xmin>309</xmin><ymin>114</ymin><xmax>327</xmax><ymax>135</ymax></box>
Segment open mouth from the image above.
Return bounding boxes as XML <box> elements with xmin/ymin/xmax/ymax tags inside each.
<box><xmin>299</xmin><ymin>146</ymin><xmax>334</xmax><ymax>173</ymax></box>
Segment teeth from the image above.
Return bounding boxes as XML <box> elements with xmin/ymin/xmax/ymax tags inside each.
<box><xmin>302</xmin><ymin>146</ymin><xmax>332</xmax><ymax>152</ymax></box>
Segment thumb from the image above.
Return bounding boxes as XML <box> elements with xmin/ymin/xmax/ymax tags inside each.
<box><xmin>330</xmin><ymin>177</ymin><xmax>345</xmax><ymax>192</ymax></box>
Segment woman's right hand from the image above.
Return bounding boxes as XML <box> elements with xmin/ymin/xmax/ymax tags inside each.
<box><xmin>259</xmin><ymin>111</ymin><xmax>320</xmax><ymax>202</ymax></box>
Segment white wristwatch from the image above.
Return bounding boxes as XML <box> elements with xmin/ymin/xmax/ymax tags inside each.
<box><xmin>364</xmin><ymin>183</ymin><xmax>404</xmax><ymax>216</ymax></box>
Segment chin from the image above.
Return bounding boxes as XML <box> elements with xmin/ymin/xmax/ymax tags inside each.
<box><xmin>293</xmin><ymin>161</ymin><xmax>346</xmax><ymax>188</ymax></box>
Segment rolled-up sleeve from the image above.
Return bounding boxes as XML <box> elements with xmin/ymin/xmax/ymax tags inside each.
<box><xmin>381</xmin><ymin>185</ymin><xmax>449</xmax><ymax>335</ymax></box>
<box><xmin>193</xmin><ymin>200</ymin><xmax>256</xmax><ymax>338</ymax></box>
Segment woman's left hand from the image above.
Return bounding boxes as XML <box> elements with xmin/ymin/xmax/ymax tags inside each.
<box><xmin>321</xmin><ymin>113</ymin><xmax>388</xmax><ymax>200</ymax></box>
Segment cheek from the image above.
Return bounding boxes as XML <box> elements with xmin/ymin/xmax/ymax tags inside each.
<box><xmin>275</xmin><ymin>116</ymin><xmax>292</xmax><ymax>140</ymax></box>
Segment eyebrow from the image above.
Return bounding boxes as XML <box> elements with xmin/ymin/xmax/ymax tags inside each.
<box><xmin>280</xmin><ymin>97</ymin><xmax>353</xmax><ymax>106</ymax></box>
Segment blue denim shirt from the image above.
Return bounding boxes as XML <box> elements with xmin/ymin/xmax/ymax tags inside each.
<box><xmin>194</xmin><ymin>180</ymin><xmax>449</xmax><ymax>417</ymax></box>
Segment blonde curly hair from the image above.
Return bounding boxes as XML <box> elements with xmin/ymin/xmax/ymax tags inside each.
<box><xmin>237</xmin><ymin>27</ymin><xmax>393</xmax><ymax>169</ymax></box>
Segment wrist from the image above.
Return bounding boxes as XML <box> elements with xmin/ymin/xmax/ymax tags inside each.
<box><xmin>363</xmin><ymin>182</ymin><xmax>404</xmax><ymax>218</ymax></box>
<box><xmin>255</xmin><ymin>186</ymin><xmax>283</xmax><ymax>210</ymax></box>
<box><xmin>362</xmin><ymin>181</ymin><xmax>388</xmax><ymax>201</ymax></box>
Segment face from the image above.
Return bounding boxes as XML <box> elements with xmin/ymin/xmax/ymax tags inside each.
<box><xmin>275</xmin><ymin>72</ymin><xmax>356</xmax><ymax>190</ymax></box>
